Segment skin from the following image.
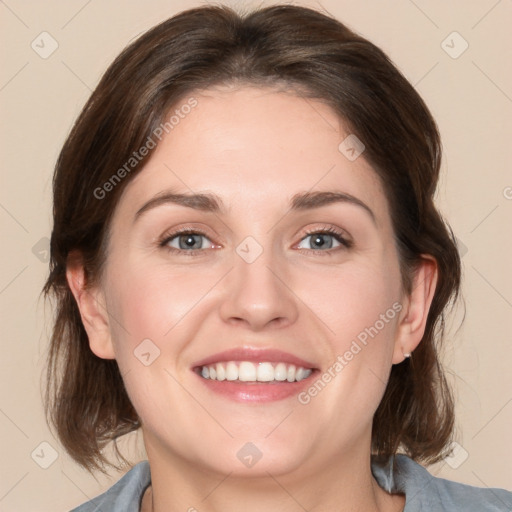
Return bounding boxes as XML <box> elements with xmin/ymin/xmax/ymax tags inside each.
<box><xmin>68</xmin><ymin>85</ymin><xmax>437</xmax><ymax>512</ymax></box>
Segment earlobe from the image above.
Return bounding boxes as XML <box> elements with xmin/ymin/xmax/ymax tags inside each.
<box><xmin>392</xmin><ymin>256</ymin><xmax>438</xmax><ymax>364</ymax></box>
<box><xmin>66</xmin><ymin>252</ymin><xmax>116</xmax><ymax>360</ymax></box>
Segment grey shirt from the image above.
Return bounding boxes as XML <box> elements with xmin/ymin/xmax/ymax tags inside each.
<box><xmin>71</xmin><ymin>454</ymin><xmax>512</xmax><ymax>511</ymax></box>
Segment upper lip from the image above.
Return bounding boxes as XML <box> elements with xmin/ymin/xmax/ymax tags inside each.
<box><xmin>192</xmin><ymin>347</ymin><xmax>318</xmax><ymax>370</ymax></box>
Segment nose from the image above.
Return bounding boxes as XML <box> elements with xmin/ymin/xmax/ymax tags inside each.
<box><xmin>219</xmin><ymin>247</ymin><xmax>299</xmax><ymax>331</ymax></box>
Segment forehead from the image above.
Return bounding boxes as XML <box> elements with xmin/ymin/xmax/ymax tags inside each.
<box><xmin>116</xmin><ymin>85</ymin><xmax>388</xmax><ymax>222</ymax></box>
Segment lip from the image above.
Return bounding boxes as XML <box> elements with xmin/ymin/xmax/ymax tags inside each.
<box><xmin>192</xmin><ymin>347</ymin><xmax>318</xmax><ymax>403</ymax></box>
<box><xmin>195</xmin><ymin>377</ymin><xmax>316</xmax><ymax>403</ymax></box>
<box><xmin>192</xmin><ymin>347</ymin><xmax>317</xmax><ymax>369</ymax></box>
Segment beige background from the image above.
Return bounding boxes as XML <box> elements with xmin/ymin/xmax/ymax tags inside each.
<box><xmin>1</xmin><ymin>0</ymin><xmax>511</xmax><ymax>510</ymax></box>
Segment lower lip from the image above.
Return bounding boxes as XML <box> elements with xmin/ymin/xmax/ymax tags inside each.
<box><xmin>195</xmin><ymin>372</ymin><xmax>315</xmax><ymax>403</ymax></box>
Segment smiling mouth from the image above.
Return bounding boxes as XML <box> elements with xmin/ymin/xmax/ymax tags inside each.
<box><xmin>196</xmin><ymin>361</ymin><xmax>313</xmax><ymax>383</ymax></box>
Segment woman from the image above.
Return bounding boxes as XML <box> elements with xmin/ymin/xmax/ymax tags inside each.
<box><xmin>43</xmin><ymin>4</ymin><xmax>512</xmax><ymax>511</ymax></box>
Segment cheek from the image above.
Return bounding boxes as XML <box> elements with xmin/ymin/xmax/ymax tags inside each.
<box><xmin>103</xmin><ymin>258</ymin><xmax>225</xmax><ymax>363</ymax></box>
<box><xmin>101</xmin><ymin>261</ymin><xmax>218</xmax><ymax>434</ymax></box>
<box><xmin>294</xmin><ymin>256</ymin><xmax>402</xmax><ymax>408</ymax></box>
<box><xmin>294</xmin><ymin>280</ymin><xmax>402</xmax><ymax>452</ymax></box>
<box><xmin>299</xmin><ymin>258</ymin><xmax>402</xmax><ymax>346</ymax></box>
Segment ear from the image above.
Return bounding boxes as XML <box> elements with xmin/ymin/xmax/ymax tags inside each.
<box><xmin>392</xmin><ymin>255</ymin><xmax>438</xmax><ymax>364</ymax></box>
<box><xmin>66</xmin><ymin>251</ymin><xmax>115</xmax><ymax>360</ymax></box>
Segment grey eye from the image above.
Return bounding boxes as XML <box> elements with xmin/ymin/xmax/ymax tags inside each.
<box><xmin>167</xmin><ymin>233</ymin><xmax>212</xmax><ymax>250</ymax></box>
<box><xmin>297</xmin><ymin>233</ymin><xmax>341</xmax><ymax>250</ymax></box>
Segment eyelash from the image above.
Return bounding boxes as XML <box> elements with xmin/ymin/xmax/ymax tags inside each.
<box><xmin>299</xmin><ymin>226</ymin><xmax>353</xmax><ymax>256</ymax></box>
<box><xmin>158</xmin><ymin>227</ymin><xmax>215</xmax><ymax>257</ymax></box>
<box><xmin>158</xmin><ymin>225</ymin><xmax>352</xmax><ymax>256</ymax></box>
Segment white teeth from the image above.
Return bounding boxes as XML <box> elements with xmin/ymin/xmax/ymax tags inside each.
<box><xmin>215</xmin><ymin>363</ymin><xmax>226</xmax><ymax>381</ymax></box>
<box><xmin>239</xmin><ymin>361</ymin><xmax>257</xmax><ymax>381</ymax></box>
<box><xmin>226</xmin><ymin>361</ymin><xmax>238</xmax><ymax>381</ymax></box>
<box><xmin>257</xmin><ymin>362</ymin><xmax>275</xmax><ymax>382</ymax></box>
<box><xmin>199</xmin><ymin>361</ymin><xmax>313</xmax><ymax>383</ymax></box>
<box><xmin>274</xmin><ymin>362</ymin><xmax>288</xmax><ymax>381</ymax></box>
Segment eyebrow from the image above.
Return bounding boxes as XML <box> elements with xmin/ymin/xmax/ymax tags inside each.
<box><xmin>290</xmin><ymin>191</ymin><xmax>376</xmax><ymax>224</ymax></box>
<box><xmin>134</xmin><ymin>189</ymin><xmax>375</xmax><ymax>224</ymax></box>
<box><xmin>134</xmin><ymin>191</ymin><xmax>224</xmax><ymax>221</ymax></box>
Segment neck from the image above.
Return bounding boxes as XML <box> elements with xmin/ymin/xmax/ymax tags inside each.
<box><xmin>141</xmin><ymin>436</ymin><xmax>404</xmax><ymax>512</ymax></box>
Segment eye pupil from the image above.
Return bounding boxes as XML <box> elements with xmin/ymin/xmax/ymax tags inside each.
<box><xmin>314</xmin><ymin>235</ymin><xmax>324</xmax><ymax>247</ymax></box>
<box><xmin>311</xmin><ymin>234</ymin><xmax>332</xmax><ymax>249</ymax></box>
<box><xmin>180</xmin><ymin>234</ymin><xmax>202</xmax><ymax>249</ymax></box>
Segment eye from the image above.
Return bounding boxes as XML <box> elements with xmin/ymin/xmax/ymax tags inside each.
<box><xmin>160</xmin><ymin>230</ymin><xmax>216</xmax><ymax>252</ymax></box>
<box><xmin>296</xmin><ymin>228</ymin><xmax>351</xmax><ymax>251</ymax></box>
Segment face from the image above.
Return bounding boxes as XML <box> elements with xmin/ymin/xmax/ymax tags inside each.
<box><xmin>86</xmin><ymin>85</ymin><xmax>414</xmax><ymax>478</ymax></box>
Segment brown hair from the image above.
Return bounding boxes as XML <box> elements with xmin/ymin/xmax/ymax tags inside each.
<box><xmin>44</xmin><ymin>4</ymin><xmax>460</xmax><ymax>473</ymax></box>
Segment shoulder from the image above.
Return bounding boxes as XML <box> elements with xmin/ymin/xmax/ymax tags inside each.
<box><xmin>70</xmin><ymin>461</ymin><xmax>151</xmax><ymax>512</ymax></box>
<box><xmin>372</xmin><ymin>454</ymin><xmax>512</xmax><ymax>512</ymax></box>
